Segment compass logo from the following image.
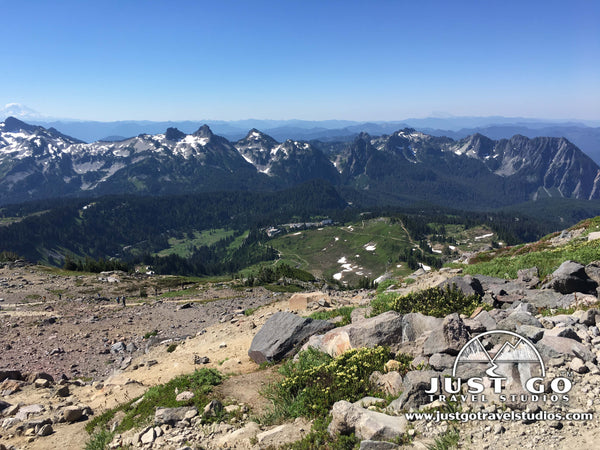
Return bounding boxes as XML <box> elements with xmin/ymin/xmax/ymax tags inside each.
<box><xmin>425</xmin><ymin>330</ymin><xmax>572</xmax><ymax>403</ymax></box>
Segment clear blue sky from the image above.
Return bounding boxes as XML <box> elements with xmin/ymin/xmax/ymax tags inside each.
<box><xmin>1</xmin><ymin>0</ymin><xmax>598</xmax><ymax>121</ymax></box>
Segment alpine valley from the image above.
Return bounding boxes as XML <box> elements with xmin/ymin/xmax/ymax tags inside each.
<box><xmin>1</xmin><ymin>116</ymin><xmax>599</xmax><ymax>209</ymax></box>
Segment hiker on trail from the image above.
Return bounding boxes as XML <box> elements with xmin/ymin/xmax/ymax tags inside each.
<box><xmin>122</xmin><ymin>296</ymin><xmax>126</xmax><ymax>307</ymax></box>
<box><xmin>116</xmin><ymin>296</ymin><xmax>120</xmax><ymax>305</ymax></box>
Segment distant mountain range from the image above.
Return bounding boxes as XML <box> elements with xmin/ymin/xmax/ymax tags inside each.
<box><xmin>0</xmin><ymin>114</ymin><xmax>594</xmax><ymax>163</ymax></box>
<box><xmin>0</xmin><ymin>117</ymin><xmax>599</xmax><ymax>209</ymax></box>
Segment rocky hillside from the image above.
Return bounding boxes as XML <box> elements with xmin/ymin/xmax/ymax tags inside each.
<box><xmin>2</xmin><ymin>218</ymin><xmax>600</xmax><ymax>449</ymax></box>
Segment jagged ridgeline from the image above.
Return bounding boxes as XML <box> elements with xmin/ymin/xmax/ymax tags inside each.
<box><xmin>1</xmin><ymin>117</ymin><xmax>600</xmax><ymax>209</ymax></box>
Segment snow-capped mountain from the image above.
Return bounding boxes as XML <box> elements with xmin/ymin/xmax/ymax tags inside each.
<box><xmin>0</xmin><ymin>117</ymin><xmax>598</xmax><ymax>207</ymax></box>
<box><xmin>234</xmin><ymin>129</ymin><xmax>339</xmax><ymax>185</ymax></box>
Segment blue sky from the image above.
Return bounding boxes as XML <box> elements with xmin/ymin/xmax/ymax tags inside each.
<box><xmin>1</xmin><ymin>0</ymin><xmax>598</xmax><ymax>121</ymax></box>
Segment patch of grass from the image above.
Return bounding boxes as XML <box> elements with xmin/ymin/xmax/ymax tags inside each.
<box><xmin>371</xmin><ymin>284</ymin><xmax>482</xmax><ymax>318</ymax></box>
<box><xmin>263</xmin><ymin>346</ymin><xmax>409</xmax><ymax>423</ymax></box>
<box><xmin>25</xmin><ymin>294</ymin><xmax>41</xmax><ymax>300</ymax></box>
<box><xmin>462</xmin><ymin>235</ymin><xmax>600</xmax><ymax>280</ymax></box>
<box><xmin>427</xmin><ymin>427</ymin><xmax>460</xmax><ymax>450</ymax></box>
<box><xmin>157</xmin><ymin>228</ymin><xmax>236</xmax><ymax>258</ymax></box>
<box><xmin>85</xmin><ymin>368</ymin><xmax>223</xmax><ymax>436</ymax></box>
<box><xmin>143</xmin><ymin>330</ymin><xmax>158</xmax><ymax>339</ymax></box>
<box><xmin>308</xmin><ymin>306</ymin><xmax>356</xmax><ymax>327</ymax></box>
<box><xmin>244</xmin><ymin>307</ymin><xmax>258</xmax><ymax>316</ymax></box>
<box><xmin>85</xmin><ymin>429</ymin><xmax>114</xmax><ymax>450</ymax></box>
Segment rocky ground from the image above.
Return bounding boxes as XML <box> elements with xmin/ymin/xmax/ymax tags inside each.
<box><xmin>2</xmin><ymin>257</ymin><xmax>600</xmax><ymax>449</ymax></box>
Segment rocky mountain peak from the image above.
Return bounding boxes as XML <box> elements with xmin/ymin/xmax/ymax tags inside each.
<box><xmin>193</xmin><ymin>124</ymin><xmax>213</xmax><ymax>138</ymax></box>
<box><xmin>165</xmin><ymin>127</ymin><xmax>186</xmax><ymax>141</ymax></box>
<box><xmin>2</xmin><ymin>116</ymin><xmax>37</xmax><ymax>133</ymax></box>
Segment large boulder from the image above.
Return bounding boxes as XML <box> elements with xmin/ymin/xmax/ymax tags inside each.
<box><xmin>400</xmin><ymin>313</ymin><xmax>443</xmax><ymax>342</ymax></box>
<box><xmin>423</xmin><ymin>313</ymin><xmax>469</xmax><ymax>356</ymax></box>
<box><xmin>328</xmin><ymin>400</ymin><xmax>408</xmax><ymax>441</ymax></box>
<box><xmin>248</xmin><ymin>312</ymin><xmax>334</xmax><ymax>364</ymax></box>
<box><xmin>303</xmin><ymin>311</ymin><xmax>404</xmax><ymax>357</ymax></box>
<box><xmin>523</xmin><ymin>290</ymin><xmax>572</xmax><ymax>309</ymax></box>
<box><xmin>437</xmin><ymin>275</ymin><xmax>484</xmax><ymax>297</ymax></box>
<box><xmin>544</xmin><ymin>261</ymin><xmax>598</xmax><ymax>295</ymax></box>
<box><xmin>536</xmin><ymin>335</ymin><xmax>595</xmax><ymax>362</ymax></box>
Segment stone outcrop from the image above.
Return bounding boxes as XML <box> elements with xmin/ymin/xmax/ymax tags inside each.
<box><xmin>248</xmin><ymin>312</ymin><xmax>334</xmax><ymax>364</ymax></box>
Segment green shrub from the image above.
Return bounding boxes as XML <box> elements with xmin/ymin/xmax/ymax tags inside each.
<box><xmin>370</xmin><ymin>284</ymin><xmax>481</xmax><ymax>318</ymax></box>
<box><xmin>264</xmin><ymin>347</ymin><xmax>410</xmax><ymax>422</ymax></box>
<box><xmin>166</xmin><ymin>343</ymin><xmax>177</xmax><ymax>353</ymax></box>
<box><xmin>282</xmin><ymin>416</ymin><xmax>359</xmax><ymax>449</ymax></box>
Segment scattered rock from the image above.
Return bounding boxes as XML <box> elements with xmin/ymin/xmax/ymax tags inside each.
<box><xmin>63</xmin><ymin>406</ymin><xmax>84</xmax><ymax>423</ymax></box>
<box><xmin>328</xmin><ymin>400</ymin><xmax>408</xmax><ymax>440</ymax></box>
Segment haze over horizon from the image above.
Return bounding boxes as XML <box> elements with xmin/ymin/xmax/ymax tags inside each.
<box><xmin>1</xmin><ymin>0</ymin><xmax>598</xmax><ymax>122</ymax></box>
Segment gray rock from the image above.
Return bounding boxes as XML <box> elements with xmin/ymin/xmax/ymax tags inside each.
<box><xmin>140</xmin><ymin>426</ymin><xmax>156</xmax><ymax>444</ymax></box>
<box><xmin>248</xmin><ymin>312</ymin><xmax>334</xmax><ymax>364</ymax></box>
<box><xmin>126</xmin><ymin>343</ymin><xmax>138</xmax><ymax>353</ymax></box>
<box><xmin>369</xmin><ymin>371</ymin><xmax>403</xmax><ymax>397</ymax></box>
<box><xmin>573</xmin><ymin>308</ymin><xmax>599</xmax><ymax>326</ymax></box>
<box><xmin>510</xmin><ymin>302</ymin><xmax>538</xmax><ymax>315</ymax></box>
<box><xmin>544</xmin><ymin>261</ymin><xmax>598</xmax><ymax>294</ymax></box>
<box><xmin>536</xmin><ymin>335</ymin><xmax>595</xmax><ymax>361</ymax></box>
<box><xmin>0</xmin><ymin>400</ymin><xmax>10</xmax><ymax>413</ymax></box>
<box><xmin>37</xmin><ymin>423</ymin><xmax>53</xmax><ymax>436</ymax></box>
<box><xmin>328</xmin><ymin>400</ymin><xmax>408</xmax><ymax>441</ymax></box>
<box><xmin>517</xmin><ymin>267</ymin><xmax>540</xmax><ymax>288</ymax></box>
<box><xmin>63</xmin><ymin>406</ymin><xmax>84</xmax><ymax>423</ymax></box>
<box><xmin>400</xmin><ymin>313</ymin><xmax>443</xmax><ymax>342</ymax></box>
<box><xmin>524</xmin><ymin>290</ymin><xmax>571</xmax><ymax>309</ymax></box>
<box><xmin>428</xmin><ymin>353</ymin><xmax>455</xmax><ymax>370</ymax></box>
<box><xmin>305</xmin><ymin>311</ymin><xmax>406</xmax><ymax>357</ymax></box>
<box><xmin>437</xmin><ymin>275</ymin><xmax>483</xmax><ymax>297</ymax></box>
<box><xmin>110</xmin><ymin>341</ymin><xmax>126</xmax><ymax>353</ymax></box>
<box><xmin>15</xmin><ymin>404</ymin><xmax>44</xmax><ymax>420</ymax></box>
<box><xmin>54</xmin><ymin>385</ymin><xmax>70</xmax><ymax>397</ymax></box>
<box><xmin>154</xmin><ymin>407</ymin><xmax>198</xmax><ymax>426</ymax></box>
<box><xmin>388</xmin><ymin>370</ymin><xmax>440</xmax><ymax>412</ymax></box>
<box><xmin>26</xmin><ymin>372</ymin><xmax>54</xmax><ymax>384</ymax></box>
<box><xmin>544</xmin><ymin>327</ymin><xmax>582</xmax><ymax>342</ymax></box>
<box><xmin>516</xmin><ymin>325</ymin><xmax>544</xmax><ymax>342</ymax></box>
<box><xmin>497</xmin><ymin>311</ymin><xmax>542</xmax><ymax>331</ymax></box>
<box><xmin>569</xmin><ymin>358</ymin><xmax>588</xmax><ymax>374</ymax></box>
<box><xmin>584</xmin><ymin>261</ymin><xmax>600</xmax><ymax>285</ymax></box>
<box><xmin>423</xmin><ymin>313</ymin><xmax>469</xmax><ymax>356</ymax></box>
<box><xmin>202</xmin><ymin>399</ymin><xmax>223</xmax><ymax>418</ymax></box>
<box><xmin>0</xmin><ymin>370</ymin><xmax>22</xmax><ymax>382</ymax></box>
<box><xmin>471</xmin><ymin>310</ymin><xmax>497</xmax><ymax>331</ymax></box>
